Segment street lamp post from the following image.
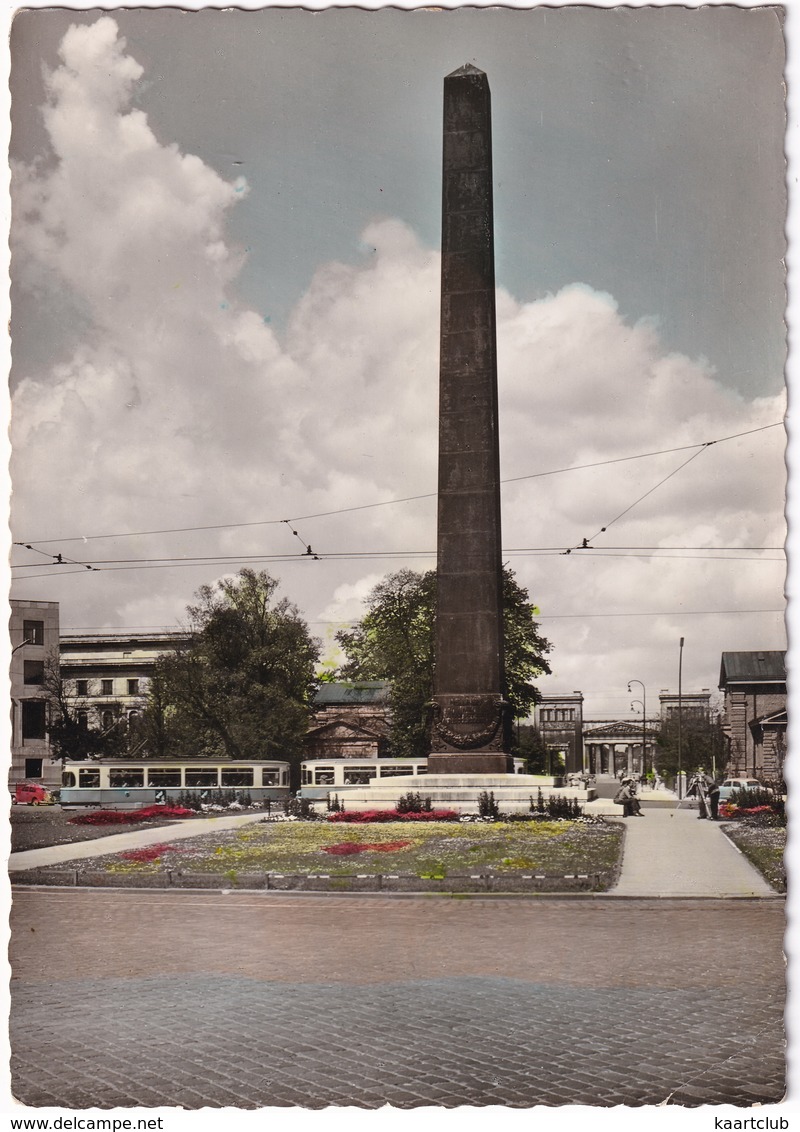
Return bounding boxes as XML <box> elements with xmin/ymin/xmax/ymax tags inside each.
<box><xmin>627</xmin><ymin>680</ymin><xmax>647</xmax><ymax>779</ymax></box>
<box><xmin>678</xmin><ymin>637</ymin><xmax>685</xmax><ymax>798</ymax></box>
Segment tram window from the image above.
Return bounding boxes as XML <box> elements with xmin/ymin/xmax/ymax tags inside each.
<box><xmin>281</xmin><ymin>771</ymin><xmax>288</xmax><ymax>785</ymax></box>
<box><xmin>109</xmin><ymin>768</ymin><xmax>144</xmax><ymax>788</ymax></box>
<box><xmin>78</xmin><ymin>769</ymin><xmax>100</xmax><ymax>788</ymax></box>
<box><xmin>186</xmin><ymin>768</ymin><xmax>218</xmax><ymax>788</ymax></box>
<box><xmin>314</xmin><ymin>769</ymin><xmax>335</xmax><ymax>785</ymax></box>
<box><xmin>377</xmin><ymin>765</ymin><xmax>413</xmax><ymax>777</ymax></box>
<box><xmin>415</xmin><ymin>766</ymin><xmax>427</xmax><ymax>775</ymax></box>
<box><xmin>344</xmin><ymin>768</ymin><xmax>377</xmax><ymax>784</ymax></box>
<box><xmin>301</xmin><ymin>769</ymin><xmax>309</xmax><ymax>786</ymax></box>
<box><xmin>62</xmin><ymin>771</ymin><xmax>76</xmax><ymax>788</ymax></box>
<box><xmin>221</xmin><ymin>768</ymin><xmax>253</xmax><ymax>787</ymax></box>
<box><xmin>147</xmin><ymin>768</ymin><xmax>181</xmax><ymax>787</ymax></box>
<box><xmin>262</xmin><ymin>771</ymin><xmax>279</xmax><ymax>786</ymax></box>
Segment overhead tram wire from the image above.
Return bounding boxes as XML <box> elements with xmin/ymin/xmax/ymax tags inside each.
<box><xmin>15</xmin><ymin>420</ymin><xmax>782</xmax><ymax>547</ymax></box>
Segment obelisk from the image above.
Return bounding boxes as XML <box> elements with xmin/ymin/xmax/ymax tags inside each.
<box><xmin>428</xmin><ymin>65</ymin><xmax>513</xmax><ymax>775</ymax></box>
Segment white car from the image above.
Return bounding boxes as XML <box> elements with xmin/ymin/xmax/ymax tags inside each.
<box><xmin>718</xmin><ymin>778</ymin><xmax>770</xmax><ymax>804</ymax></box>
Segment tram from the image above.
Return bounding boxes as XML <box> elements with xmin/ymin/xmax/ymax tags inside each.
<box><xmin>59</xmin><ymin>758</ymin><xmax>292</xmax><ymax>808</ymax></box>
<box><xmin>298</xmin><ymin>757</ymin><xmax>527</xmax><ymax>803</ymax></box>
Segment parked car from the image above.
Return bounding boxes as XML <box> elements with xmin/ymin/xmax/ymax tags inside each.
<box><xmin>718</xmin><ymin>778</ymin><xmax>771</xmax><ymax>804</ymax></box>
<box><xmin>11</xmin><ymin>781</ymin><xmax>56</xmax><ymax>805</ymax></box>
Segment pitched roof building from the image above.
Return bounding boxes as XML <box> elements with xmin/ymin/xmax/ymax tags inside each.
<box><xmin>718</xmin><ymin>651</ymin><xmax>786</xmax><ymax>781</ymax></box>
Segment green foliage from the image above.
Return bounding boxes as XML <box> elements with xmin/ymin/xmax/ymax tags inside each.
<box><xmin>515</xmin><ymin>724</ymin><xmax>550</xmax><ymax>773</ymax></box>
<box><xmin>155</xmin><ymin>570</ymin><xmax>320</xmax><ymax>773</ymax></box>
<box><xmin>655</xmin><ymin>714</ymin><xmax>725</xmax><ymax>779</ymax></box>
<box><xmin>335</xmin><ymin>567</ymin><xmax>551</xmax><ymax>757</ymax></box>
<box><xmin>42</xmin><ymin>652</ymin><xmax>117</xmax><ymax>762</ymax></box>
<box><xmin>396</xmin><ymin>791</ymin><xmax>433</xmax><ymax>814</ymax></box>
<box><xmin>477</xmin><ymin>790</ymin><xmax>500</xmax><ymax>819</ymax></box>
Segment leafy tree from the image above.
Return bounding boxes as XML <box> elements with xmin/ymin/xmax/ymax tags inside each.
<box><xmin>41</xmin><ymin>652</ymin><xmax>110</xmax><ymax>762</ymax></box>
<box><xmin>335</xmin><ymin>567</ymin><xmax>551</xmax><ymax>758</ymax></box>
<box><xmin>514</xmin><ymin>723</ymin><xmax>550</xmax><ymax>774</ymax></box>
<box><xmin>158</xmin><ymin>570</ymin><xmax>320</xmax><ymax>776</ymax></box>
<box><xmin>655</xmin><ymin>713</ymin><xmax>726</xmax><ymax>780</ymax></box>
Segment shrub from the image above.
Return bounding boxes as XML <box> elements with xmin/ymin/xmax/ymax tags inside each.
<box><xmin>283</xmin><ymin>796</ymin><xmax>317</xmax><ymax>820</ymax></box>
<box><xmin>396</xmin><ymin>792</ymin><xmax>433</xmax><ymax>814</ymax></box>
<box><xmin>477</xmin><ymin>791</ymin><xmax>500</xmax><ymax>819</ymax></box>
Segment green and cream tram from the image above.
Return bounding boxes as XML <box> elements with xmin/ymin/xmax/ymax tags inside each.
<box><xmin>60</xmin><ymin>759</ymin><xmax>291</xmax><ymax>808</ymax></box>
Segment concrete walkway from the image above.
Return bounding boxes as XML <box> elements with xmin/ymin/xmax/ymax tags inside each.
<box><xmin>8</xmin><ymin>810</ymin><xmax>265</xmax><ymax>872</ymax></box>
<box><xmin>609</xmin><ymin>804</ymin><xmax>776</xmax><ymax>897</ymax></box>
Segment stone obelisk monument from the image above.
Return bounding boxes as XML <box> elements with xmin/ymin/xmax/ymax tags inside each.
<box><xmin>428</xmin><ymin>65</ymin><xmax>513</xmax><ymax>775</ymax></box>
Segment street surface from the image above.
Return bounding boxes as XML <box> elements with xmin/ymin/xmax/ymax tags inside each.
<box><xmin>10</xmin><ymin>887</ymin><xmax>785</xmax><ymax>1109</ymax></box>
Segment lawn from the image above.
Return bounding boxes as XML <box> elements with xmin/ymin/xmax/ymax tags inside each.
<box><xmin>722</xmin><ymin>820</ymin><xmax>786</xmax><ymax>893</ymax></box>
<box><xmin>82</xmin><ymin>817</ymin><xmax>624</xmax><ymax>888</ymax></box>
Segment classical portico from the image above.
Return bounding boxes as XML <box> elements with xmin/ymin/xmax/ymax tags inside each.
<box><xmin>582</xmin><ymin>720</ymin><xmax>657</xmax><ymax>777</ymax></box>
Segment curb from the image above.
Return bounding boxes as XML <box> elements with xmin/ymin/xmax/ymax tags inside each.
<box><xmin>9</xmin><ymin>868</ymin><xmax>610</xmax><ymax>894</ymax></box>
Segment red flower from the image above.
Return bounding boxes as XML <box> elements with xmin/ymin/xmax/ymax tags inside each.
<box><xmin>323</xmin><ymin>840</ymin><xmax>411</xmax><ymax>854</ymax></box>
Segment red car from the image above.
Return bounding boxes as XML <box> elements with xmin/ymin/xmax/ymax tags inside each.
<box><xmin>11</xmin><ymin>781</ymin><xmax>55</xmax><ymax>805</ymax></box>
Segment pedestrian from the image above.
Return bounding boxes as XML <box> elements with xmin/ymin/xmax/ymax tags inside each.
<box><xmin>706</xmin><ymin>778</ymin><xmax>721</xmax><ymax>821</ymax></box>
<box><xmin>687</xmin><ymin>772</ymin><xmax>709</xmax><ymax>819</ymax></box>
<box><xmin>626</xmin><ymin>777</ymin><xmax>645</xmax><ymax>817</ymax></box>
<box><xmin>613</xmin><ymin>779</ymin><xmax>632</xmax><ymax>816</ymax></box>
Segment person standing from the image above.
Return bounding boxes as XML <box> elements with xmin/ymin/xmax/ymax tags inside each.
<box><xmin>706</xmin><ymin>778</ymin><xmax>721</xmax><ymax>821</ymax></box>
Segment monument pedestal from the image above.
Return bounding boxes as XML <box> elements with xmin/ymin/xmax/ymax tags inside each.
<box><xmin>426</xmin><ymin>752</ymin><xmax>513</xmax><ymax>775</ymax></box>
<box><xmin>335</xmin><ymin>773</ymin><xmax>596</xmax><ymax>814</ymax></box>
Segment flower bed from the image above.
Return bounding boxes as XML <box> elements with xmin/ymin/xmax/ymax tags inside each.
<box><xmin>327</xmin><ymin>809</ymin><xmax>459</xmax><ymax>823</ymax></box>
<box><xmin>323</xmin><ymin>840</ymin><xmax>411</xmax><ymax>855</ymax></box>
<box><xmin>69</xmin><ymin>804</ymin><xmax>195</xmax><ymax>826</ymax></box>
<box><xmin>118</xmin><ymin>843</ymin><xmax>187</xmax><ymax>863</ymax></box>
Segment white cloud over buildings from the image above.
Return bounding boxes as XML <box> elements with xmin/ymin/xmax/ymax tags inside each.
<box><xmin>10</xmin><ymin>18</ymin><xmax>786</xmax><ymax>714</ymax></box>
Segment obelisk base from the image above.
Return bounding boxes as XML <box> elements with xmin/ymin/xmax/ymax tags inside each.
<box><xmin>426</xmin><ymin>752</ymin><xmax>514</xmax><ymax>775</ymax></box>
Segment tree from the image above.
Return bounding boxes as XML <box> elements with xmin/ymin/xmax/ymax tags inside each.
<box><xmin>335</xmin><ymin>567</ymin><xmax>552</xmax><ymax>758</ymax></box>
<box><xmin>655</xmin><ymin>713</ymin><xmax>726</xmax><ymax>780</ymax></box>
<box><xmin>158</xmin><ymin>570</ymin><xmax>320</xmax><ymax>774</ymax></box>
<box><xmin>515</xmin><ymin>724</ymin><xmax>551</xmax><ymax>774</ymax></box>
<box><xmin>41</xmin><ymin>652</ymin><xmax>110</xmax><ymax>762</ymax></box>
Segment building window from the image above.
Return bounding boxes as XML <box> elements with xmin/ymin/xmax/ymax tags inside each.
<box><xmin>23</xmin><ymin>660</ymin><xmax>44</xmax><ymax>686</ymax></box>
<box><xmin>101</xmin><ymin>711</ymin><xmax>115</xmax><ymax>730</ymax></box>
<box><xmin>127</xmin><ymin>679</ymin><xmax>140</xmax><ymax>696</ymax></box>
<box><xmin>21</xmin><ymin>700</ymin><xmax>46</xmax><ymax>740</ymax></box>
<box><xmin>76</xmin><ymin>680</ymin><xmax>89</xmax><ymax>696</ymax></box>
<box><xmin>101</xmin><ymin>679</ymin><xmax>113</xmax><ymax>696</ymax></box>
<box><xmin>77</xmin><ymin>711</ymin><xmax>89</xmax><ymax>730</ymax></box>
<box><xmin>22</xmin><ymin>620</ymin><xmax>44</xmax><ymax>646</ymax></box>
<box><xmin>24</xmin><ymin>758</ymin><xmax>43</xmax><ymax>778</ymax></box>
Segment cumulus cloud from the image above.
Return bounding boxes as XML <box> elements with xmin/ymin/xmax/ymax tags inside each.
<box><xmin>10</xmin><ymin>18</ymin><xmax>785</xmax><ymax>715</ymax></box>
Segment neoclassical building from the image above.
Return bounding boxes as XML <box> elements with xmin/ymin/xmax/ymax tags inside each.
<box><xmin>582</xmin><ymin>719</ymin><xmax>658</xmax><ymax>777</ymax></box>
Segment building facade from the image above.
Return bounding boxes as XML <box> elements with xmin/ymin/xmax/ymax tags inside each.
<box><xmin>10</xmin><ymin>599</ymin><xmax>60</xmax><ymax>788</ymax></box>
<box><xmin>59</xmin><ymin>631</ymin><xmax>190</xmax><ymax>740</ymax></box>
<box><xmin>582</xmin><ymin>719</ymin><xmax>658</xmax><ymax>777</ymax></box>
<box><xmin>719</xmin><ymin>651</ymin><xmax>786</xmax><ymax>781</ymax></box>
<box><xmin>533</xmin><ymin>692</ymin><xmax>584</xmax><ymax>774</ymax></box>
<box><xmin>658</xmin><ymin>689</ymin><xmax>712</xmax><ymax>722</ymax></box>
<box><xmin>305</xmin><ymin>682</ymin><xmax>392</xmax><ymax>760</ymax></box>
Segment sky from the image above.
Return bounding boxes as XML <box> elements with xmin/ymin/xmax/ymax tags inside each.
<box><xmin>6</xmin><ymin>4</ymin><xmax>788</xmax><ymax>722</ymax></box>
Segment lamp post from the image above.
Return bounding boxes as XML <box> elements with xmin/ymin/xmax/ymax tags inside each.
<box><xmin>627</xmin><ymin>680</ymin><xmax>647</xmax><ymax>779</ymax></box>
<box><xmin>678</xmin><ymin>637</ymin><xmax>685</xmax><ymax>798</ymax></box>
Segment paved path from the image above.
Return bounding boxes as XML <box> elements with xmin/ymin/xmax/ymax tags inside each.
<box><xmin>8</xmin><ymin>811</ymin><xmax>265</xmax><ymax>871</ymax></box>
<box><xmin>610</xmin><ymin>805</ymin><xmax>776</xmax><ymax>897</ymax></box>
<box><xmin>9</xmin><ymin>889</ymin><xmax>785</xmax><ymax>1109</ymax></box>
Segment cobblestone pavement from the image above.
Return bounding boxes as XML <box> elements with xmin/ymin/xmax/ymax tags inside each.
<box><xmin>10</xmin><ymin>889</ymin><xmax>785</xmax><ymax>1110</ymax></box>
